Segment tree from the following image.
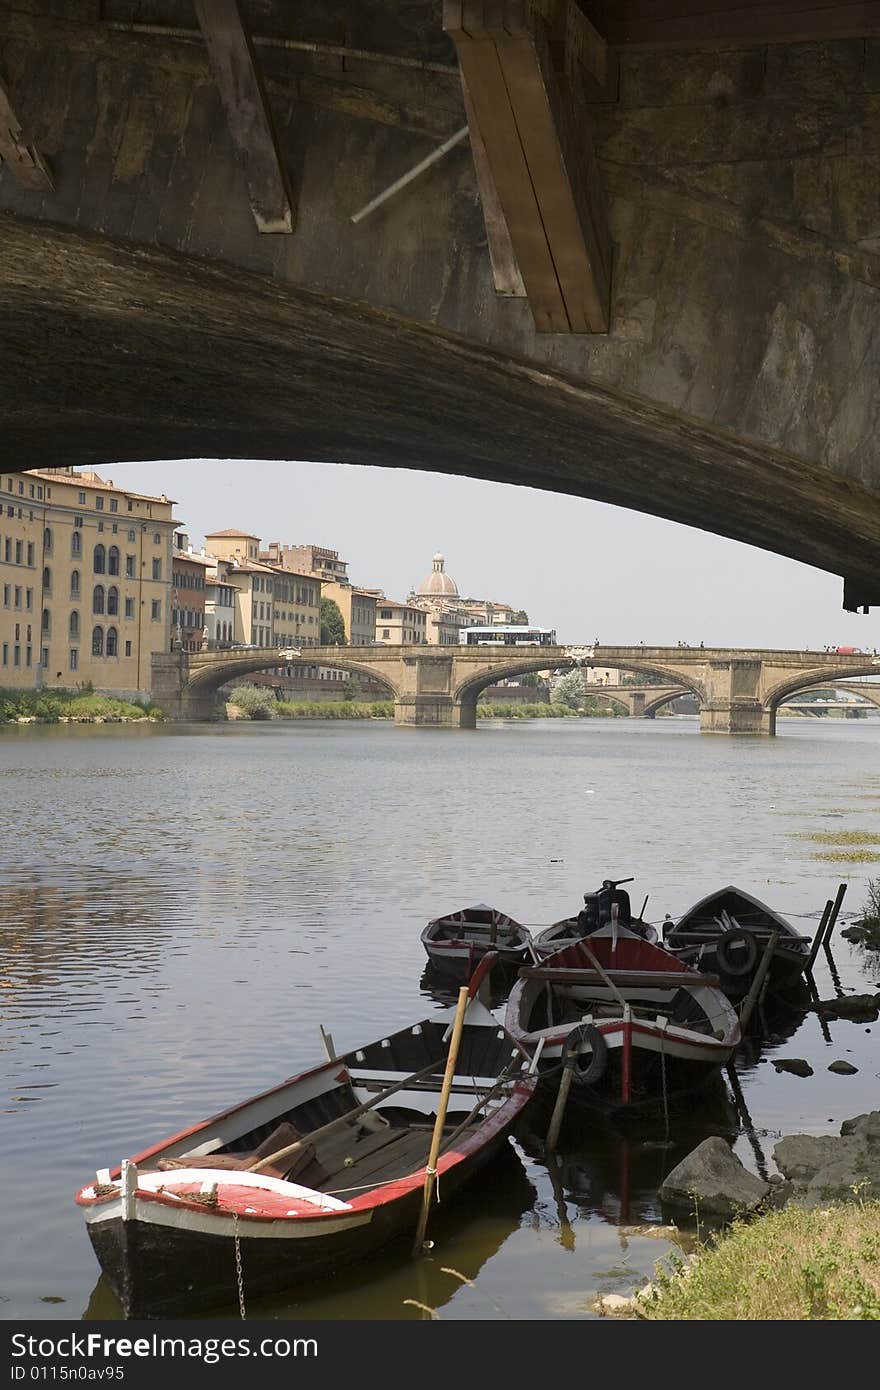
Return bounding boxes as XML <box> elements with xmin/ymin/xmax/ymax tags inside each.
<box><xmin>552</xmin><ymin>669</ymin><xmax>586</xmax><ymax>710</ymax></box>
<box><xmin>511</xmin><ymin>609</ymin><xmax>529</xmax><ymax>624</ymax></box>
<box><xmin>320</xmin><ymin>598</ymin><xmax>347</xmax><ymax>646</ymax></box>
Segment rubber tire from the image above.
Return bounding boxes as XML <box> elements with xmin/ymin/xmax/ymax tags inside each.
<box><xmin>564</xmin><ymin>1023</ymin><xmax>608</xmax><ymax>1089</ymax></box>
<box><xmin>716</xmin><ymin>927</ymin><xmax>759</xmax><ymax>977</ymax></box>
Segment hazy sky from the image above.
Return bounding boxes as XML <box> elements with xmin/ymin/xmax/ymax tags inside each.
<box><xmin>109</xmin><ymin>456</ymin><xmax>880</xmax><ymax>651</ymax></box>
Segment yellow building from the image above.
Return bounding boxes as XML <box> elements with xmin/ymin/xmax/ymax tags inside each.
<box><xmin>271</xmin><ymin>569</ymin><xmax>322</xmax><ymax>649</ymax></box>
<box><xmin>1</xmin><ymin>469</ymin><xmax>176</xmax><ymax>697</ymax></box>
<box><xmin>204</xmin><ymin>530</ymin><xmax>275</xmax><ymax>647</ymax></box>
<box><xmin>321</xmin><ymin>580</ymin><xmax>376</xmax><ymax>647</ymax></box>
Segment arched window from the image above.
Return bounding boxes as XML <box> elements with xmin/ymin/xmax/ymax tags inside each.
<box><xmin>42</xmin><ymin>566</ymin><xmax>51</xmax><ymax>593</ymax></box>
<box><xmin>69</xmin><ymin>611</ymin><xmax>79</xmax><ymax>639</ymax></box>
<box><xmin>43</xmin><ymin>527</ymin><xmax>52</xmax><ymax>554</ymax></box>
<box><xmin>107</xmin><ymin>585</ymin><xmax>119</xmax><ymax>616</ymax></box>
<box><xmin>93</xmin><ymin>545</ymin><xmax>106</xmax><ymax>574</ymax></box>
<box><xmin>108</xmin><ymin>546</ymin><xmax>120</xmax><ymax>576</ymax></box>
<box><xmin>106</xmin><ymin>626</ymin><xmax>118</xmax><ymax>657</ymax></box>
<box><xmin>93</xmin><ymin>585</ymin><xmax>105</xmax><ymax>615</ymax></box>
<box><xmin>70</xmin><ymin>569</ymin><xmax>80</xmax><ymax>598</ymax></box>
<box><xmin>71</xmin><ymin>531</ymin><xmax>81</xmax><ymax>558</ymax></box>
<box><xmin>92</xmin><ymin>626</ymin><xmax>104</xmax><ymax>657</ymax></box>
<box><xmin>41</xmin><ymin>608</ymin><xmax>50</xmax><ymax>635</ymax></box>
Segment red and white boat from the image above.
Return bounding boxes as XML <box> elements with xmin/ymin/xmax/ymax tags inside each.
<box><xmin>75</xmin><ymin>999</ymin><xmax>537</xmax><ymax>1318</ymax></box>
<box><xmin>421</xmin><ymin>903</ymin><xmax>534</xmax><ymax>979</ymax></box>
<box><xmin>504</xmin><ymin>923</ymin><xmax>740</xmax><ymax>1112</ymax></box>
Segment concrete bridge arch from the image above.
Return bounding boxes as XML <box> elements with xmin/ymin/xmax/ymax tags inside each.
<box><xmin>454</xmin><ymin>654</ymin><xmax>705</xmax><ymax>728</ymax></box>
<box><xmin>152</xmin><ymin>648</ymin><xmax>398</xmax><ymax>718</ymax></box>
<box><xmin>762</xmin><ymin>664</ymin><xmax>880</xmax><ymax>735</ymax></box>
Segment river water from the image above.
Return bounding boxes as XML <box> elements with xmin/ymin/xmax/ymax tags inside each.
<box><xmin>1</xmin><ymin>716</ymin><xmax>879</xmax><ymax>1321</ymax></box>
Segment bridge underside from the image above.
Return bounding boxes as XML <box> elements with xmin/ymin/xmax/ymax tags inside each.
<box><xmin>5</xmin><ymin>216</ymin><xmax>880</xmax><ymax>606</ymax></box>
<box><xmin>3</xmin><ymin>4</ymin><xmax>880</xmax><ymax>606</ymax></box>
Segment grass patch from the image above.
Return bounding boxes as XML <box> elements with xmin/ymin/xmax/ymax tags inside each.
<box><xmin>639</xmin><ymin>1203</ymin><xmax>880</xmax><ymax>1320</ymax></box>
<box><xmin>0</xmin><ymin>688</ymin><xmax>159</xmax><ymax>723</ymax></box>
<box><xmin>796</xmin><ymin>831</ymin><xmax>880</xmax><ymax>845</ymax></box>
<box><xmin>275</xmin><ymin>700</ymin><xmax>393</xmax><ymax>720</ymax></box>
<box><xmin>812</xmin><ymin>850</ymin><xmax>880</xmax><ymax>863</ymax></box>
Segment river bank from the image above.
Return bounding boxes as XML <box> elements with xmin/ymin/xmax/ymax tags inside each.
<box><xmin>0</xmin><ymin>688</ymin><xmax>164</xmax><ymax>724</ymax></box>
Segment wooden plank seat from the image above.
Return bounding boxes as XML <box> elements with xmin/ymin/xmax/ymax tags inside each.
<box><xmin>520</xmin><ymin>966</ymin><xmax>721</xmax><ymax>988</ymax></box>
<box><xmin>156</xmin><ymin>1121</ymin><xmax>319</xmax><ymax>1182</ymax></box>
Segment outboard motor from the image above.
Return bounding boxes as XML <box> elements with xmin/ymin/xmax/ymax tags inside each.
<box><xmin>597</xmin><ymin>879</ymin><xmax>633</xmax><ymax>929</ymax></box>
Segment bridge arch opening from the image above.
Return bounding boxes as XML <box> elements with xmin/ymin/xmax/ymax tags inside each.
<box><xmin>453</xmin><ymin>656</ymin><xmax>706</xmax><ymax>726</ymax></box>
<box><xmin>643</xmin><ymin>689</ymin><xmax>697</xmax><ymax>719</ymax></box>
<box><xmin>182</xmin><ymin>652</ymin><xmax>400</xmax><ymax>713</ymax></box>
<box><xmin>764</xmin><ymin>665</ymin><xmax>880</xmax><ymax>728</ymax></box>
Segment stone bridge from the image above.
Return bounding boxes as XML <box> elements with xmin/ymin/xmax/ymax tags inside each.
<box><xmin>4</xmin><ymin>4</ymin><xmax>880</xmax><ymax>609</ymax></box>
<box><xmin>151</xmin><ymin>644</ymin><xmax>880</xmax><ymax>732</ymax></box>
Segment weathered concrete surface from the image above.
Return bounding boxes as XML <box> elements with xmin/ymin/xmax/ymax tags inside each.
<box><xmin>4</xmin><ymin>5</ymin><xmax>880</xmax><ymax>599</ymax></box>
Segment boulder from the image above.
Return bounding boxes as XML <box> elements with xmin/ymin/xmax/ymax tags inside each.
<box><xmin>659</xmin><ymin>1137</ymin><xmax>770</xmax><ymax>1218</ymax></box>
<box><xmin>772</xmin><ymin>1058</ymin><xmax>813</xmax><ymax>1077</ymax></box>
<box><xmin>774</xmin><ymin>1135</ymin><xmax>862</xmax><ymax>1183</ymax></box>
<box><xmin>772</xmin><ymin>1114</ymin><xmax>880</xmax><ymax>1208</ymax></box>
<box><xmin>840</xmin><ymin>1111</ymin><xmax>880</xmax><ymax>1143</ymax></box>
<box><xmin>828</xmin><ymin>1060</ymin><xmax>859</xmax><ymax>1075</ymax></box>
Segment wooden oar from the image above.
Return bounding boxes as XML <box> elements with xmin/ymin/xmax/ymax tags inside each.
<box><xmin>413</xmin><ymin>985</ymin><xmax>469</xmax><ymax>1255</ymax></box>
<box><xmin>245</xmin><ymin>1056</ymin><xmax>448</xmax><ymax>1174</ymax></box>
<box><xmin>580</xmin><ymin>941</ymin><xmax>630</xmax><ymax>1011</ymax></box>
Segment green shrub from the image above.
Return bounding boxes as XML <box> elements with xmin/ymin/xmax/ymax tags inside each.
<box><xmin>227</xmin><ymin>684</ymin><xmax>278</xmax><ymax>720</ymax></box>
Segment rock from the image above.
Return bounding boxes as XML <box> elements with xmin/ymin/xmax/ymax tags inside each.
<box><xmin>659</xmin><ymin>1136</ymin><xmax>770</xmax><ymax>1218</ymax></box>
<box><xmin>828</xmin><ymin>1060</ymin><xmax>859</xmax><ymax>1075</ymax></box>
<box><xmin>619</xmin><ymin>1223</ymin><xmax>680</xmax><ymax>1241</ymax></box>
<box><xmin>840</xmin><ymin>1111</ymin><xmax>880</xmax><ymax>1143</ymax></box>
<box><xmin>774</xmin><ymin>1135</ymin><xmax>862</xmax><ymax>1182</ymax></box>
<box><xmin>593</xmin><ymin>1293</ymin><xmax>640</xmax><ymax>1317</ymax></box>
<box><xmin>814</xmin><ymin>993</ymin><xmax>880</xmax><ymax>1022</ymax></box>
<box><xmin>804</xmin><ymin>1151</ymin><xmax>880</xmax><ymax>1206</ymax></box>
<box><xmin>773</xmin><ymin>1058</ymin><xmax>813</xmax><ymax>1077</ymax></box>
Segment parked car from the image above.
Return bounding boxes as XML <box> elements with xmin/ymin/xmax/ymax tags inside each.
<box><xmin>835</xmin><ymin>646</ymin><xmax>862</xmax><ymax>655</ymax></box>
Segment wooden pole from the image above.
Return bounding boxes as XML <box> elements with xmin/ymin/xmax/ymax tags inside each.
<box><xmin>413</xmin><ymin>986</ymin><xmax>470</xmax><ymax>1256</ymax></box>
<box><xmin>821</xmin><ymin>882</ymin><xmax>847</xmax><ymax>949</ymax></box>
<box><xmin>620</xmin><ymin>1004</ymin><xmax>633</xmax><ymax>1105</ymax></box>
<box><xmin>738</xmin><ymin>930</ymin><xmax>779</xmax><ymax>1034</ymax></box>
<box><xmin>545</xmin><ymin>1033</ymin><xmax>581</xmax><ymax>1154</ymax></box>
<box><xmin>806</xmin><ymin>899</ymin><xmax>833</xmax><ymax>972</ymax></box>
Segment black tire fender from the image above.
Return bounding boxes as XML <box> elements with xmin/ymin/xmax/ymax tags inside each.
<box><xmin>716</xmin><ymin>927</ymin><xmax>759</xmax><ymax>977</ymax></box>
<box><xmin>564</xmin><ymin>1022</ymin><xmax>608</xmax><ymax>1088</ymax></box>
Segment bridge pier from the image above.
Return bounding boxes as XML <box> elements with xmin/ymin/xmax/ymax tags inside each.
<box><xmin>699</xmin><ymin>701</ymin><xmax>768</xmax><ymax>735</ymax></box>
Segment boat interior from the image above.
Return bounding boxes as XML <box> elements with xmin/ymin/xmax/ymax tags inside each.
<box><xmin>428</xmin><ymin>914</ymin><xmax>524</xmax><ymax>944</ymax></box>
<box><xmin>525</xmin><ymin>981</ymin><xmax>717</xmax><ymax>1036</ymax></box>
<box><xmin>672</xmin><ymin>892</ymin><xmax>798</xmax><ymax>941</ymax></box>
<box><xmin>152</xmin><ymin>1021</ymin><xmax>523</xmax><ymax>1202</ymax></box>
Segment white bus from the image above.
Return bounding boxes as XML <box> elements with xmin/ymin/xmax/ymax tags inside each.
<box><xmin>459</xmin><ymin>624</ymin><xmax>557</xmax><ymax>647</ymax></box>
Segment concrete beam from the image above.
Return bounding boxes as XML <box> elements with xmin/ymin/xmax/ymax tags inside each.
<box><xmin>193</xmin><ymin>0</ymin><xmax>294</xmax><ymax>233</ymax></box>
<box><xmin>0</xmin><ymin>74</ymin><xmax>52</xmax><ymax>190</ymax></box>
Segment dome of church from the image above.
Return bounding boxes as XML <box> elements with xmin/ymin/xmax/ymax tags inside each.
<box><xmin>416</xmin><ymin>553</ymin><xmax>459</xmax><ymax>597</ymax></box>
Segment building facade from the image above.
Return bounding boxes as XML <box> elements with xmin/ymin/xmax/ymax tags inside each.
<box><xmin>263</xmin><ymin>543</ymin><xmax>348</xmax><ymax>585</ymax></box>
<box><xmin>0</xmin><ymin>469</ymin><xmax>175</xmax><ymax>697</ymax></box>
<box><xmin>171</xmin><ymin>532</ymin><xmax>209</xmax><ymax>653</ymax></box>
<box><xmin>272</xmin><ymin>569</ymin><xmax>322</xmax><ymax>649</ymax></box>
<box><xmin>321</xmin><ymin>580</ymin><xmax>377</xmax><ymax>646</ymax></box>
<box><xmin>374</xmin><ymin>598</ymin><xmax>428</xmax><ymax>645</ymax></box>
<box><xmin>204</xmin><ymin>556</ymin><xmax>236</xmax><ymax>649</ymax></box>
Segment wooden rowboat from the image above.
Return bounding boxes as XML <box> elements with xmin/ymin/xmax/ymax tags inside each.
<box><xmin>504</xmin><ymin>923</ymin><xmax>740</xmax><ymax>1113</ymax></box>
<box><xmin>75</xmin><ymin>998</ymin><xmax>537</xmax><ymax>1318</ymax></box>
<box><xmin>664</xmin><ymin>885</ymin><xmax>811</xmax><ymax>995</ymax></box>
<box><xmin>421</xmin><ymin>903</ymin><xmax>534</xmax><ymax>979</ymax></box>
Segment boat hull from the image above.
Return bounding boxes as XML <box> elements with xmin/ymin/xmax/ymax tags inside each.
<box><xmin>85</xmin><ymin>1127</ymin><xmax>511</xmax><ymax>1319</ymax></box>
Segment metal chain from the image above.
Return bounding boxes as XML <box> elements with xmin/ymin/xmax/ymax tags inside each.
<box><xmin>233</xmin><ymin>1213</ymin><xmax>246</xmax><ymax>1320</ymax></box>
